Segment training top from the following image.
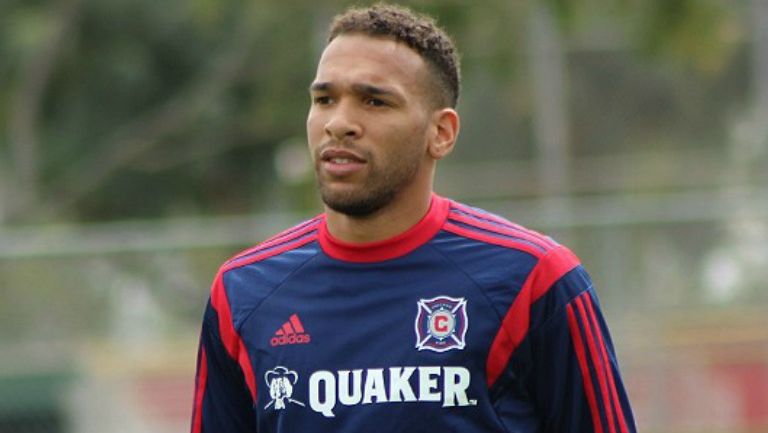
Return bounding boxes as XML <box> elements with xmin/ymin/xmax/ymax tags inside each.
<box><xmin>191</xmin><ymin>194</ymin><xmax>636</xmax><ymax>433</ymax></box>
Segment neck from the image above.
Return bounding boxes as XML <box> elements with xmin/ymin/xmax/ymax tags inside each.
<box><xmin>324</xmin><ymin>187</ymin><xmax>434</xmax><ymax>244</ymax></box>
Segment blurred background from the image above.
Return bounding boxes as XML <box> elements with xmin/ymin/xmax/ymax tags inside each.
<box><xmin>1</xmin><ymin>0</ymin><xmax>767</xmax><ymax>432</ymax></box>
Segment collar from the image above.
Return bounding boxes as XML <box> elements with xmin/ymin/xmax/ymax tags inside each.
<box><xmin>318</xmin><ymin>193</ymin><xmax>450</xmax><ymax>263</ymax></box>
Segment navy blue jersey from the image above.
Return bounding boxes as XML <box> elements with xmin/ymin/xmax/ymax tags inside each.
<box><xmin>191</xmin><ymin>195</ymin><xmax>636</xmax><ymax>433</ymax></box>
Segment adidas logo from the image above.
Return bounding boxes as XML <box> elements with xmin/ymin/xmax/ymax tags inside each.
<box><xmin>270</xmin><ymin>314</ymin><xmax>311</xmax><ymax>347</ymax></box>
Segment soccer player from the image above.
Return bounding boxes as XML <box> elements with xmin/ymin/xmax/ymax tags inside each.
<box><xmin>191</xmin><ymin>4</ymin><xmax>636</xmax><ymax>433</ymax></box>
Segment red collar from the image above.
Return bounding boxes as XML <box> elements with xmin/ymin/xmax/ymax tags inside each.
<box><xmin>318</xmin><ymin>194</ymin><xmax>450</xmax><ymax>263</ymax></box>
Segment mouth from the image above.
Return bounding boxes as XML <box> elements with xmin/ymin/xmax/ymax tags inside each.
<box><xmin>319</xmin><ymin>148</ymin><xmax>367</xmax><ymax>164</ymax></box>
<box><xmin>318</xmin><ymin>147</ymin><xmax>367</xmax><ymax>177</ymax></box>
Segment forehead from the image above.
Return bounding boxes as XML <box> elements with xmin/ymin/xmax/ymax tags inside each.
<box><xmin>314</xmin><ymin>34</ymin><xmax>429</xmax><ymax>94</ymax></box>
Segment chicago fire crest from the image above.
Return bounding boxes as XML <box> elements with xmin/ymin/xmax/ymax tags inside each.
<box><xmin>414</xmin><ymin>296</ymin><xmax>468</xmax><ymax>352</ymax></box>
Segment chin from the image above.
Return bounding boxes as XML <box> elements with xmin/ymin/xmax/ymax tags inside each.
<box><xmin>320</xmin><ymin>187</ymin><xmax>395</xmax><ymax>218</ymax></box>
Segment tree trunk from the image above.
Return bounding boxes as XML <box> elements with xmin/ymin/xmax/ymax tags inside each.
<box><xmin>8</xmin><ymin>0</ymin><xmax>82</xmax><ymax>221</ymax></box>
<box><xmin>527</xmin><ymin>3</ymin><xmax>573</xmax><ymax>232</ymax></box>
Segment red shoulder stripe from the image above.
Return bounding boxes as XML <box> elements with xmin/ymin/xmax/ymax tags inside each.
<box><xmin>210</xmin><ymin>276</ymin><xmax>258</xmax><ymax>403</ymax></box>
<box><xmin>223</xmin><ymin>232</ymin><xmax>318</xmax><ymax>273</ymax></box>
<box><xmin>485</xmin><ymin>246</ymin><xmax>580</xmax><ymax>385</ymax></box>
<box><xmin>451</xmin><ymin>201</ymin><xmax>518</xmax><ymax>226</ymax></box>
<box><xmin>450</xmin><ymin>202</ymin><xmax>556</xmax><ymax>248</ymax></box>
<box><xmin>448</xmin><ymin>211</ymin><xmax>555</xmax><ymax>253</ymax></box>
<box><xmin>444</xmin><ymin>222</ymin><xmax>547</xmax><ymax>258</ymax></box>
<box><xmin>227</xmin><ymin>217</ymin><xmax>321</xmax><ymax>265</ymax></box>
<box><xmin>225</xmin><ymin>217</ymin><xmax>321</xmax><ymax>264</ymax></box>
<box><xmin>261</xmin><ymin>215</ymin><xmax>323</xmax><ymax>245</ymax></box>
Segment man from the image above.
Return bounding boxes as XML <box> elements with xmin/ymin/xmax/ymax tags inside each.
<box><xmin>191</xmin><ymin>4</ymin><xmax>636</xmax><ymax>433</ymax></box>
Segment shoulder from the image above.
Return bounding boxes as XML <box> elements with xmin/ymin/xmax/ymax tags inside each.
<box><xmin>440</xmin><ymin>199</ymin><xmax>583</xmax><ymax>293</ymax></box>
<box><xmin>220</xmin><ymin>214</ymin><xmax>324</xmax><ymax>273</ymax></box>
<box><xmin>209</xmin><ymin>215</ymin><xmax>323</xmax><ymax>316</ymax></box>
<box><xmin>441</xmin><ymin>199</ymin><xmax>567</xmax><ymax>260</ymax></box>
<box><xmin>432</xmin><ymin>199</ymin><xmax>582</xmax><ymax>298</ymax></box>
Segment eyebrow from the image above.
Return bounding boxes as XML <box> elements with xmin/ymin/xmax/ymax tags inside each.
<box><xmin>309</xmin><ymin>82</ymin><xmax>332</xmax><ymax>92</ymax></box>
<box><xmin>309</xmin><ymin>82</ymin><xmax>401</xmax><ymax>100</ymax></box>
<box><xmin>351</xmin><ymin>83</ymin><xmax>397</xmax><ymax>98</ymax></box>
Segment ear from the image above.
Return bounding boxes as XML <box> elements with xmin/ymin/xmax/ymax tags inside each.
<box><xmin>427</xmin><ymin>108</ymin><xmax>460</xmax><ymax>160</ymax></box>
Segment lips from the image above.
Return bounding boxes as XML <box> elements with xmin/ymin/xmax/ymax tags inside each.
<box><xmin>318</xmin><ymin>147</ymin><xmax>367</xmax><ymax>177</ymax></box>
<box><xmin>320</xmin><ymin>148</ymin><xmax>366</xmax><ymax>163</ymax></box>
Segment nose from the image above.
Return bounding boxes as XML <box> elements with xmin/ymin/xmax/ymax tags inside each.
<box><xmin>324</xmin><ymin>103</ymin><xmax>362</xmax><ymax>140</ymax></box>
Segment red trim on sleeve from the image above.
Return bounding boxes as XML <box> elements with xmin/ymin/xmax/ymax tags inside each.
<box><xmin>318</xmin><ymin>194</ymin><xmax>449</xmax><ymax>263</ymax></box>
<box><xmin>210</xmin><ymin>276</ymin><xmax>258</xmax><ymax>403</ymax></box>
<box><xmin>584</xmin><ymin>294</ymin><xmax>630</xmax><ymax>433</ymax></box>
<box><xmin>485</xmin><ymin>246</ymin><xmax>580</xmax><ymax>386</ymax></box>
<box><xmin>191</xmin><ymin>346</ymin><xmax>207</xmax><ymax>433</ymax></box>
<box><xmin>567</xmin><ymin>303</ymin><xmax>605</xmax><ymax>433</ymax></box>
<box><xmin>531</xmin><ymin>247</ymin><xmax>580</xmax><ymax>302</ymax></box>
<box><xmin>575</xmin><ymin>295</ymin><xmax>617</xmax><ymax>433</ymax></box>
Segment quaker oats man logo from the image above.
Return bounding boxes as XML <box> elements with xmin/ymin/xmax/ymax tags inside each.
<box><xmin>264</xmin><ymin>366</ymin><xmax>305</xmax><ymax>410</ymax></box>
<box><xmin>415</xmin><ymin>296</ymin><xmax>468</xmax><ymax>352</ymax></box>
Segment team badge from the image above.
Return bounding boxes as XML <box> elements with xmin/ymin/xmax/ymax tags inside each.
<box><xmin>264</xmin><ymin>366</ymin><xmax>305</xmax><ymax>410</ymax></box>
<box><xmin>414</xmin><ymin>296</ymin><xmax>468</xmax><ymax>352</ymax></box>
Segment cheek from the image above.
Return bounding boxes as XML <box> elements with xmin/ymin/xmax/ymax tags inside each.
<box><xmin>306</xmin><ymin>112</ymin><xmax>324</xmax><ymax>142</ymax></box>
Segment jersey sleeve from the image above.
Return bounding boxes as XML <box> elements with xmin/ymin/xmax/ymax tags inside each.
<box><xmin>527</xmin><ymin>263</ymin><xmax>636</xmax><ymax>433</ymax></box>
<box><xmin>190</xmin><ymin>298</ymin><xmax>257</xmax><ymax>433</ymax></box>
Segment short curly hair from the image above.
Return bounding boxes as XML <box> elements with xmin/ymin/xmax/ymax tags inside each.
<box><xmin>328</xmin><ymin>3</ymin><xmax>461</xmax><ymax>108</ymax></box>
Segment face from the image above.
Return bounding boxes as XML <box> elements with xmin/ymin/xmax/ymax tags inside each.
<box><xmin>307</xmin><ymin>34</ymin><xmax>435</xmax><ymax>217</ymax></box>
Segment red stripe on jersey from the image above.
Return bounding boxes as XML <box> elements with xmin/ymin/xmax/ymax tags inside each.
<box><xmin>584</xmin><ymin>294</ymin><xmax>630</xmax><ymax>433</ymax></box>
<box><xmin>222</xmin><ymin>233</ymin><xmax>318</xmax><ymax>273</ymax></box>
<box><xmin>567</xmin><ymin>303</ymin><xmax>605</xmax><ymax>433</ymax></box>
<box><xmin>531</xmin><ymin>247</ymin><xmax>580</xmax><ymax>302</ymax></box>
<box><xmin>485</xmin><ymin>246</ymin><xmax>580</xmax><ymax>385</ymax></box>
<box><xmin>289</xmin><ymin>314</ymin><xmax>305</xmax><ymax>333</ymax></box>
<box><xmin>448</xmin><ymin>212</ymin><xmax>556</xmax><ymax>252</ymax></box>
<box><xmin>191</xmin><ymin>346</ymin><xmax>207</xmax><ymax>433</ymax></box>
<box><xmin>485</xmin><ymin>270</ymin><xmax>532</xmax><ymax>386</ymax></box>
<box><xmin>227</xmin><ymin>217</ymin><xmax>321</xmax><ymax>265</ymax></box>
<box><xmin>449</xmin><ymin>203</ymin><xmax>557</xmax><ymax>250</ymax></box>
<box><xmin>576</xmin><ymin>294</ymin><xmax>616</xmax><ymax>433</ymax></box>
<box><xmin>210</xmin><ymin>276</ymin><xmax>258</xmax><ymax>402</ymax></box>
<box><xmin>451</xmin><ymin>201</ymin><xmax>526</xmax><ymax>228</ymax></box>
<box><xmin>444</xmin><ymin>222</ymin><xmax>547</xmax><ymax>258</ymax></box>
<box><xmin>261</xmin><ymin>215</ymin><xmax>323</xmax><ymax>245</ymax></box>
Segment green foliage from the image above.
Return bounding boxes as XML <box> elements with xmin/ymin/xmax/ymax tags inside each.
<box><xmin>632</xmin><ymin>0</ymin><xmax>743</xmax><ymax>74</ymax></box>
<box><xmin>0</xmin><ymin>0</ymin><xmax>752</xmax><ymax>223</ymax></box>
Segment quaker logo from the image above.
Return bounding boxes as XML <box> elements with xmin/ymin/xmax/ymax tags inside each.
<box><xmin>415</xmin><ymin>296</ymin><xmax>468</xmax><ymax>352</ymax></box>
<box><xmin>264</xmin><ymin>365</ymin><xmax>476</xmax><ymax>417</ymax></box>
<box><xmin>264</xmin><ymin>366</ymin><xmax>306</xmax><ymax>411</ymax></box>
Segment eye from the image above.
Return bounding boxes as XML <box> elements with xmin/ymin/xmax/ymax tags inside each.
<box><xmin>313</xmin><ymin>96</ymin><xmax>332</xmax><ymax>105</ymax></box>
<box><xmin>365</xmin><ymin>97</ymin><xmax>386</xmax><ymax>107</ymax></box>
